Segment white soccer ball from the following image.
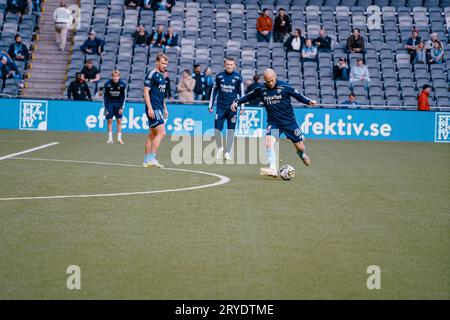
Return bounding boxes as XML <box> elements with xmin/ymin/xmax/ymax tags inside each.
<box><xmin>279</xmin><ymin>164</ymin><xmax>295</xmax><ymax>181</ymax></box>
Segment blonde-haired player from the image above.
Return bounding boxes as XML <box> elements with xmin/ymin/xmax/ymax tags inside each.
<box><xmin>143</xmin><ymin>53</ymin><xmax>169</xmax><ymax>168</ymax></box>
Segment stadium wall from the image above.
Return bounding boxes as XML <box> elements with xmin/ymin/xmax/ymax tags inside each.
<box><xmin>0</xmin><ymin>98</ymin><xmax>449</xmax><ymax>143</ymax></box>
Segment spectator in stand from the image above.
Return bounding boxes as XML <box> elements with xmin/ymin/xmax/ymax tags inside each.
<box><xmin>204</xmin><ymin>67</ymin><xmax>214</xmax><ymax>101</ymax></box>
<box><xmin>151</xmin><ymin>0</ymin><xmax>176</xmax><ymax>13</ymax></box>
<box><xmin>164</xmin><ymin>71</ymin><xmax>172</xmax><ymax>100</ymax></box>
<box><xmin>1</xmin><ymin>54</ymin><xmax>22</xmax><ymax>87</ymax></box>
<box><xmin>429</xmin><ymin>40</ymin><xmax>444</xmax><ymax>64</ymax></box>
<box><xmin>413</xmin><ymin>42</ymin><xmax>427</xmax><ymax>64</ymax></box>
<box><xmin>417</xmin><ymin>84</ymin><xmax>432</xmax><ymax>111</ymax></box>
<box><xmin>7</xmin><ymin>0</ymin><xmax>28</xmax><ymax>17</ymax></box>
<box><xmin>273</xmin><ymin>8</ymin><xmax>291</xmax><ymax>43</ymax></box>
<box><xmin>149</xmin><ymin>25</ymin><xmax>165</xmax><ymax>47</ymax></box>
<box><xmin>124</xmin><ymin>0</ymin><xmax>139</xmax><ymax>8</ymax></box>
<box><xmin>53</xmin><ymin>1</ymin><xmax>71</xmax><ymax>52</ymax></box>
<box><xmin>81</xmin><ymin>31</ymin><xmax>105</xmax><ymax>55</ymax></box>
<box><xmin>31</xmin><ymin>0</ymin><xmax>42</xmax><ymax>23</ymax></box>
<box><xmin>425</xmin><ymin>32</ymin><xmax>440</xmax><ymax>62</ymax></box>
<box><xmin>81</xmin><ymin>60</ymin><xmax>100</xmax><ymax>83</ymax></box>
<box><xmin>141</xmin><ymin>0</ymin><xmax>152</xmax><ymax>10</ymax></box>
<box><xmin>8</xmin><ymin>34</ymin><xmax>30</xmax><ymax>63</ymax></box>
<box><xmin>191</xmin><ymin>64</ymin><xmax>207</xmax><ymax>101</ymax></box>
<box><xmin>164</xmin><ymin>27</ymin><xmax>179</xmax><ymax>48</ymax></box>
<box><xmin>94</xmin><ymin>87</ymin><xmax>104</xmax><ymax>101</ymax></box>
<box><xmin>346</xmin><ymin>28</ymin><xmax>365</xmax><ymax>54</ymax></box>
<box><xmin>284</xmin><ymin>29</ymin><xmax>305</xmax><ymax>52</ymax></box>
<box><xmin>67</xmin><ymin>72</ymin><xmax>92</xmax><ymax>101</ymax></box>
<box><xmin>349</xmin><ymin>58</ymin><xmax>370</xmax><ymax>90</ymax></box>
<box><xmin>333</xmin><ymin>57</ymin><xmax>350</xmax><ymax>81</ymax></box>
<box><xmin>132</xmin><ymin>25</ymin><xmax>150</xmax><ymax>47</ymax></box>
<box><xmin>177</xmin><ymin>69</ymin><xmax>195</xmax><ymax>102</ymax></box>
<box><xmin>425</xmin><ymin>32</ymin><xmax>439</xmax><ymax>52</ymax></box>
<box><xmin>405</xmin><ymin>29</ymin><xmax>421</xmax><ymax>63</ymax></box>
<box><xmin>314</xmin><ymin>29</ymin><xmax>332</xmax><ymax>52</ymax></box>
<box><xmin>301</xmin><ymin>39</ymin><xmax>318</xmax><ymax>62</ymax></box>
<box><xmin>342</xmin><ymin>93</ymin><xmax>361</xmax><ymax>107</ymax></box>
<box><xmin>245</xmin><ymin>74</ymin><xmax>261</xmax><ymax>105</ymax></box>
<box><xmin>256</xmin><ymin>8</ymin><xmax>273</xmax><ymax>43</ymax></box>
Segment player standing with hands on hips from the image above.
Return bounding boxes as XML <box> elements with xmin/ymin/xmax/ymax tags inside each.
<box><xmin>208</xmin><ymin>57</ymin><xmax>245</xmax><ymax>161</ymax></box>
<box><xmin>231</xmin><ymin>68</ymin><xmax>317</xmax><ymax>177</ymax></box>
<box><xmin>104</xmin><ymin>70</ymin><xmax>126</xmax><ymax>144</ymax></box>
<box><xmin>143</xmin><ymin>53</ymin><xmax>169</xmax><ymax>168</ymax></box>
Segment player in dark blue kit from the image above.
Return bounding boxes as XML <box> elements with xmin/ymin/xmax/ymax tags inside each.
<box><xmin>143</xmin><ymin>53</ymin><xmax>169</xmax><ymax>168</ymax></box>
<box><xmin>231</xmin><ymin>68</ymin><xmax>317</xmax><ymax>177</ymax></box>
<box><xmin>104</xmin><ymin>70</ymin><xmax>127</xmax><ymax>144</ymax></box>
<box><xmin>208</xmin><ymin>57</ymin><xmax>244</xmax><ymax>161</ymax></box>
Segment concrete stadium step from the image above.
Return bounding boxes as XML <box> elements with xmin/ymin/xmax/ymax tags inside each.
<box><xmin>29</xmin><ymin>64</ymin><xmax>68</xmax><ymax>73</ymax></box>
<box><xmin>28</xmin><ymin>73</ymin><xmax>67</xmax><ymax>81</ymax></box>
<box><xmin>23</xmin><ymin>0</ymin><xmax>78</xmax><ymax>98</ymax></box>
<box><xmin>23</xmin><ymin>89</ymin><xmax>63</xmax><ymax>98</ymax></box>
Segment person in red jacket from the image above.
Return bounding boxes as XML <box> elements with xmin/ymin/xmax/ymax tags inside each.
<box><xmin>418</xmin><ymin>84</ymin><xmax>432</xmax><ymax>111</ymax></box>
<box><xmin>256</xmin><ymin>8</ymin><xmax>273</xmax><ymax>43</ymax></box>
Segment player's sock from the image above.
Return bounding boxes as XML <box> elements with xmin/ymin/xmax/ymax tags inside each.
<box><xmin>117</xmin><ymin>133</ymin><xmax>122</xmax><ymax>141</ymax></box>
<box><xmin>297</xmin><ymin>150</ymin><xmax>305</xmax><ymax>159</ymax></box>
<box><xmin>266</xmin><ymin>146</ymin><xmax>277</xmax><ymax>171</ymax></box>
<box><xmin>214</xmin><ymin>130</ymin><xmax>223</xmax><ymax>149</ymax></box>
<box><xmin>108</xmin><ymin>132</ymin><xmax>113</xmax><ymax>140</ymax></box>
<box><xmin>144</xmin><ymin>153</ymin><xmax>151</xmax><ymax>163</ymax></box>
<box><xmin>148</xmin><ymin>153</ymin><xmax>156</xmax><ymax>162</ymax></box>
<box><xmin>225</xmin><ymin>129</ymin><xmax>234</xmax><ymax>154</ymax></box>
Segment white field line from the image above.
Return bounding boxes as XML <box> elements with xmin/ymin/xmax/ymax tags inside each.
<box><xmin>0</xmin><ymin>142</ymin><xmax>59</xmax><ymax>161</ymax></box>
<box><xmin>0</xmin><ymin>157</ymin><xmax>230</xmax><ymax>201</ymax></box>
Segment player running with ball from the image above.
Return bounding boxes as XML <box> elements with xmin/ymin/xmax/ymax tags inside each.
<box><xmin>143</xmin><ymin>53</ymin><xmax>169</xmax><ymax>168</ymax></box>
<box><xmin>231</xmin><ymin>68</ymin><xmax>317</xmax><ymax>177</ymax></box>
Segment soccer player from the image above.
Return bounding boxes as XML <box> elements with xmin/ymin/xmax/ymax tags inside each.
<box><xmin>104</xmin><ymin>70</ymin><xmax>126</xmax><ymax>144</ymax></box>
<box><xmin>231</xmin><ymin>68</ymin><xmax>317</xmax><ymax>177</ymax></box>
<box><xmin>143</xmin><ymin>53</ymin><xmax>169</xmax><ymax>168</ymax></box>
<box><xmin>208</xmin><ymin>57</ymin><xmax>244</xmax><ymax>160</ymax></box>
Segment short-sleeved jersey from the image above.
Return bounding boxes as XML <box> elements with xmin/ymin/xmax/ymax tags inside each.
<box><xmin>103</xmin><ymin>79</ymin><xmax>126</xmax><ymax>105</ymax></box>
<box><xmin>144</xmin><ymin>69</ymin><xmax>166</xmax><ymax>110</ymax></box>
<box><xmin>209</xmin><ymin>71</ymin><xmax>244</xmax><ymax>110</ymax></box>
<box><xmin>236</xmin><ymin>80</ymin><xmax>311</xmax><ymax>126</ymax></box>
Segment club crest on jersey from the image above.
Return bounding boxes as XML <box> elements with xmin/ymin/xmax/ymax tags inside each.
<box><xmin>19</xmin><ymin>100</ymin><xmax>48</xmax><ymax>131</ymax></box>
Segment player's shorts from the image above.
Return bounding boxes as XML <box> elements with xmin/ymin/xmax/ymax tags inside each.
<box><xmin>105</xmin><ymin>102</ymin><xmax>123</xmax><ymax>120</ymax></box>
<box><xmin>146</xmin><ymin>108</ymin><xmax>165</xmax><ymax>128</ymax></box>
<box><xmin>215</xmin><ymin>108</ymin><xmax>237</xmax><ymax>131</ymax></box>
<box><xmin>266</xmin><ymin>122</ymin><xmax>304</xmax><ymax>143</ymax></box>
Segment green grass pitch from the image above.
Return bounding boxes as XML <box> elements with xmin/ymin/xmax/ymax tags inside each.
<box><xmin>0</xmin><ymin>129</ymin><xmax>449</xmax><ymax>299</ymax></box>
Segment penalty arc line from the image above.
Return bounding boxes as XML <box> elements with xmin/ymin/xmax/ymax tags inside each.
<box><xmin>0</xmin><ymin>142</ymin><xmax>60</xmax><ymax>161</ymax></box>
<box><xmin>0</xmin><ymin>157</ymin><xmax>231</xmax><ymax>201</ymax></box>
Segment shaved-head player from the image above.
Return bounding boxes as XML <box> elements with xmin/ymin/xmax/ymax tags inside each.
<box><xmin>231</xmin><ymin>68</ymin><xmax>317</xmax><ymax>177</ymax></box>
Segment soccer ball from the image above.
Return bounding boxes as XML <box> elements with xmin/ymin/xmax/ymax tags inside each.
<box><xmin>279</xmin><ymin>165</ymin><xmax>295</xmax><ymax>181</ymax></box>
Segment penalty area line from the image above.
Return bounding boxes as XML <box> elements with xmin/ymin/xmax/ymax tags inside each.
<box><xmin>0</xmin><ymin>157</ymin><xmax>230</xmax><ymax>201</ymax></box>
<box><xmin>0</xmin><ymin>142</ymin><xmax>59</xmax><ymax>161</ymax></box>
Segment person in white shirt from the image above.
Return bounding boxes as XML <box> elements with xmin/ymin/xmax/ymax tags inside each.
<box><xmin>53</xmin><ymin>1</ymin><xmax>72</xmax><ymax>51</ymax></box>
<box><xmin>284</xmin><ymin>29</ymin><xmax>305</xmax><ymax>52</ymax></box>
<box><xmin>350</xmin><ymin>58</ymin><xmax>370</xmax><ymax>91</ymax></box>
